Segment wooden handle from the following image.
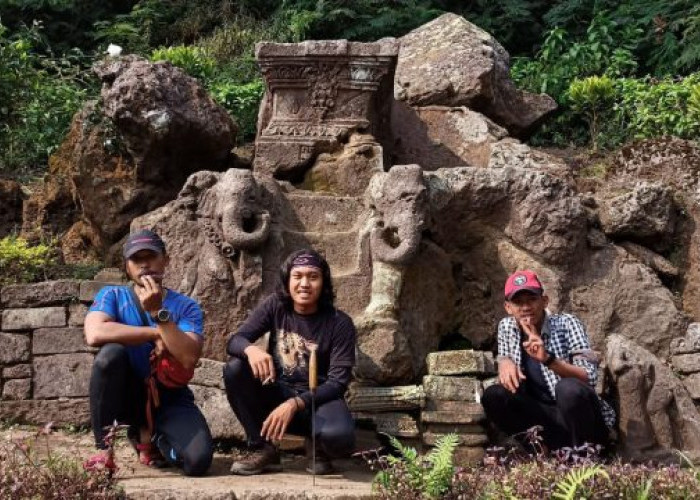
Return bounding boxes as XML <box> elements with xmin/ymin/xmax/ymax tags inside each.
<box><xmin>309</xmin><ymin>346</ymin><xmax>318</xmax><ymax>393</ymax></box>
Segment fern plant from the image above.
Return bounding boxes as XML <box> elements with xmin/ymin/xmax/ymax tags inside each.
<box><xmin>373</xmin><ymin>433</ymin><xmax>459</xmax><ymax>499</ymax></box>
<box><xmin>552</xmin><ymin>464</ymin><xmax>610</xmax><ymax>500</ymax></box>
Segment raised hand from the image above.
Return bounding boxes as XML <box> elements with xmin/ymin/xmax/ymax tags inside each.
<box><xmin>134</xmin><ymin>274</ymin><xmax>163</xmax><ymax>314</ymax></box>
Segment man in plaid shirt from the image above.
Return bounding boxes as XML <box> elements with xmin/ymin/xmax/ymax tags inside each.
<box><xmin>482</xmin><ymin>270</ymin><xmax>615</xmax><ymax>451</ymax></box>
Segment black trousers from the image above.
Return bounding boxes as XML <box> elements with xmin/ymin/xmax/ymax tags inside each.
<box><xmin>481</xmin><ymin>378</ymin><xmax>609</xmax><ymax>450</ymax></box>
<box><xmin>223</xmin><ymin>357</ymin><xmax>356</xmax><ymax>457</ymax></box>
<box><xmin>89</xmin><ymin>343</ymin><xmax>214</xmax><ymax>476</ymax></box>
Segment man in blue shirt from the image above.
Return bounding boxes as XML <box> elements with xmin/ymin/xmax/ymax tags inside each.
<box><xmin>84</xmin><ymin>229</ymin><xmax>213</xmax><ymax>475</ymax></box>
<box><xmin>482</xmin><ymin>270</ymin><xmax>614</xmax><ymax>452</ymax></box>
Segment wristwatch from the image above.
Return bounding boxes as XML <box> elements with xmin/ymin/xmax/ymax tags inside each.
<box><xmin>154</xmin><ymin>308</ymin><xmax>172</xmax><ymax>324</ymax></box>
<box><xmin>543</xmin><ymin>351</ymin><xmax>556</xmax><ymax>367</ymax></box>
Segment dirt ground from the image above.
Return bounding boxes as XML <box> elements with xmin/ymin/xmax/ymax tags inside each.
<box><xmin>1</xmin><ymin>426</ymin><xmax>375</xmax><ymax>499</ymax></box>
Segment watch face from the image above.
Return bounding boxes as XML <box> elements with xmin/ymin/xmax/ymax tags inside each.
<box><xmin>157</xmin><ymin>309</ymin><xmax>171</xmax><ymax>322</ymax></box>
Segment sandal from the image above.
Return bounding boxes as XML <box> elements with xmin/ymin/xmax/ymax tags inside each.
<box><xmin>83</xmin><ymin>452</ymin><xmax>117</xmax><ymax>473</ymax></box>
<box><xmin>135</xmin><ymin>442</ymin><xmax>169</xmax><ymax>468</ymax></box>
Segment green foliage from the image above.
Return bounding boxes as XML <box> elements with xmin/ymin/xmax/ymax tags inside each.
<box><xmin>551</xmin><ymin>464</ymin><xmax>610</xmax><ymax>500</ymax></box>
<box><xmin>209</xmin><ymin>79</ymin><xmax>264</xmax><ymax>141</ymax></box>
<box><xmin>0</xmin><ymin>236</ymin><xmax>56</xmax><ymax>285</ymax></box>
<box><xmin>374</xmin><ymin>433</ymin><xmax>458</xmax><ymax>499</ymax></box>
<box><xmin>150</xmin><ymin>44</ymin><xmax>215</xmax><ymax>80</ymax></box>
<box><xmin>0</xmin><ymin>21</ymin><xmax>94</xmax><ymax>177</ymax></box>
<box><xmin>512</xmin><ymin>11</ymin><xmax>640</xmax><ymax>100</ymax></box>
<box><xmin>568</xmin><ymin>76</ymin><xmax>615</xmax><ymax>150</ymax></box>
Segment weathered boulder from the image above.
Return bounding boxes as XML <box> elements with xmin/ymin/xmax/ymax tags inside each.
<box><xmin>569</xmin><ymin>247</ymin><xmax>686</xmax><ymax>358</ymax></box>
<box><xmin>190</xmin><ymin>385</ymin><xmax>244</xmax><ymax>441</ymax></box>
<box><xmin>606</xmin><ymin>334</ymin><xmax>700</xmax><ymax>461</ymax></box>
<box><xmin>0</xmin><ymin>179</ymin><xmax>23</xmax><ymax>238</ymax></box>
<box><xmin>23</xmin><ymin>56</ymin><xmax>236</xmax><ymax>263</ymax></box>
<box><xmin>395</xmin><ymin>13</ymin><xmax>556</xmax><ymax>136</ymax></box>
<box><xmin>598</xmin><ymin>182</ymin><xmax>676</xmax><ymax>251</ymax></box>
<box><xmin>390</xmin><ymin>103</ymin><xmax>508</xmax><ymax>169</ymax></box>
<box><xmin>94</xmin><ymin>55</ymin><xmax>236</xmax><ymax>183</ymax></box>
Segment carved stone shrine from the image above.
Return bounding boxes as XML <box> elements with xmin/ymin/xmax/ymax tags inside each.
<box><xmin>254</xmin><ymin>39</ymin><xmax>398</xmax><ymax>180</ymax></box>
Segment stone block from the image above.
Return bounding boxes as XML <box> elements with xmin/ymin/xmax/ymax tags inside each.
<box><xmin>424</xmin><ymin>423</ymin><xmax>486</xmax><ymax>435</ymax></box>
<box><xmin>190</xmin><ymin>385</ymin><xmax>244</xmax><ymax>441</ymax></box>
<box><xmin>32</xmin><ymin>327</ymin><xmax>92</xmax><ymax>354</ymax></box>
<box><xmin>2</xmin><ymin>378</ymin><xmax>31</xmax><ymax>400</ymax></box>
<box><xmin>0</xmin><ymin>398</ymin><xmax>90</xmax><ymax>426</ymax></box>
<box><xmin>2</xmin><ymin>307</ymin><xmax>66</xmax><ymax>330</ymax></box>
<box><xmin>191</xmin><ymin>358</ymin><xmax>225</xmax><ymax>390</ymax></box>
<box><xmin>452</xmin><ymin>446</ymin><xmax>485</xmax><ymax>465</ymax></box>
<box><xmin>423</xmin><ymin>431</ymin><xmax>488</xmax><ymax>447</ymax></box>
<box><xmin>347</xmin><ymin>384</ymin><xmax>425</xmax><ymax>412</ymax></box>
<box><xmin>372</xmin><ymin>412</ymin><xmax>420</xmax><ymax>438</ymax></box>
<box><xmin>683</xmin><ymin>372</ymin><xmax>700</xmax><ymax>400</ymax></box>
<box><xmin>0</xmin><ymin>333</ymin><xmax>30</xmax><ymax>363</ymax></box>
<box><xmin>68</xmin><ymin>303</ymin><xmax>89</xmax><ymax>326</ymax></box>
<box><xmin>426</xmin><ymin>349</ymin><xmax>495</xmax><ymax>376</ymax></box>
<box><xmin>423</xmin><ymin>375</ymin><xmax>481</xmax><ymax>402</ymax></box>
<box><xmin>671</xmin><ymin>353</ymin><xmax>700</xmax><ymax>374</ymax></box>
<box><xmin>33</xmin><ymin>353</ymin><xmax>93</xmax><ymax>398</ymax></box>
<box><xmin>80</xmin><ymin>281</ymin><xmax>117</xmax><ymax>303</ymax></box>
<box><xmin>671</xmin><ymin>324</ymin><xmax>700</xmax><ymax>355</ymax></box>
<box><xmin>0</xmin><ymin>280</ymin><xmax>80</xmax><ymax>308</ymax></box>
<box><xmin>2</xmin><ymin>363</ymin><xmax>31</xmax><ymax>378</ymax></box>
<box><xmin>422</xmin><ymin>404</ymin><xmax>485</xmax><ymax>424</ymax></box>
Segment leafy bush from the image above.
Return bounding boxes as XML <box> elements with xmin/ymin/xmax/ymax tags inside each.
<box><xmin>0</xmin><ymin>236</ymin><xmax>56</xmax><ymax>285</ymax></box>
<box><xmin>150</xmin><ymin>44</ymin><xmax>216</xmax><ymax>80</ymax></box>
<box><xmin>568</xmin><ymin>76</ymin><xmax>616</xmax><ymax>150</ymax></box>
<box><xmin>209</xmin><ymin>79</ymin><xmax>264</xmax><ymax>141</ymax></box>
<box><xmin>0</xmin><ymin>22</ymin><xmax>93</xmax><ymax>178</ymax></box>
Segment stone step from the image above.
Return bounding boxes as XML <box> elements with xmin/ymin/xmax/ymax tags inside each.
<box><xmin>282</xmin><ymin>193</ymin><xmax>366</xmax><ymax>233</ymax></box>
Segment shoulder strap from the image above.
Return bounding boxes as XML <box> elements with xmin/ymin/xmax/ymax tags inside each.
<box><xmin>127</xmin><ymin>286</ymin><xmax>151</xmax><ymax>327</ymax></box>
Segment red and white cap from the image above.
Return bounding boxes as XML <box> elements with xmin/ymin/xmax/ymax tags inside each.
<box><xmin>504</xmin><ymin>270</ymin><xmax>544</xmax><ymax>300</ymax></box>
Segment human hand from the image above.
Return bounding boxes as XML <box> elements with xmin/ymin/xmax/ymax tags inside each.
<box><xmin>260</xmin><ymin>399</ymin><xmax>297</xmax><ymax>442</ymax></box>
<box><xmin>498</xmin><ymin>357</ymin><xmax>525</xmax><ymax>393</ymax></box>
<box><xmin>134</xmin><ymin>274</ymin><xmax>163</xmax><ymax>314</ymax></box>
<box><xmin>244</xmin><ymin>345</ymin><xmax>276</xmax><ymax>383</ymax></box>
<box><xmin>153</xmin><ymin>337</ymin><xmax>165</xmax><ymax>356</ymax></box>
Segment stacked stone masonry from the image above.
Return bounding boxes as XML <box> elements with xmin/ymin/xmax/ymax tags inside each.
<box><xmin>0</xmin><ymin>279</ymin><xmax>242</xmax><ymax>440</ymax></box>
<box><xmin>422</xmin><ymin>350</ymin><xmax>496</xmax><ymax>464</ymax></box>
<box><xmin>671</xmin><ymin>323</ymin><xmax>700</xmax><ymax>400</ymax></box>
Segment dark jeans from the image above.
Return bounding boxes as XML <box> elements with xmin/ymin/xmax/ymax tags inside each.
<box><xmin>223</xmin><ymin>357</ymin><xmax>356</xmax><ymax>458</ymax></box>
<box><xmin>89</xmin><ymin>343</ymin><xmax>214</xmax><ymax>476</ymax></box>
<box><xmin>481</xmin><ymin>378</ymin><xmax>609</xmax><ymax>450</ymax></box>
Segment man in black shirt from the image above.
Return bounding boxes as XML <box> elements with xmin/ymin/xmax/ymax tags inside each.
<box><xmin>224</xmin><ymin>249</ymin><xmax>356</xmax><ymax>475</ymax></box>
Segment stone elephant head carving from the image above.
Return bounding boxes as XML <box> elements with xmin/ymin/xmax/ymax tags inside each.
<box><xmin>368</xmin><ymin>164</ymin><xmax>428</xmax><ymax>265</ymax></box>
<box><xmin>178</xmin><ymin>168</ymin><xmax>272</xmax><ymax>256</ymax></box>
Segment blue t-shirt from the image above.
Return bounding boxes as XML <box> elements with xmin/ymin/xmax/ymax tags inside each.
<box><xmin>89</xmin><ymin>286</ymin><xmax>204</xmax><ymax>379</ymax></box>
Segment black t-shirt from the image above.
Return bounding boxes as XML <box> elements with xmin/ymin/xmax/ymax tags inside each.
<box><xmin>521</xmin><ymin>345</ymin><xmax>554</xmax><ymax>404</ymax></box>
<box><xmin>227</xmin><ymin>294</ymin><xmax>356</xmax><ymax>407</ymax></box>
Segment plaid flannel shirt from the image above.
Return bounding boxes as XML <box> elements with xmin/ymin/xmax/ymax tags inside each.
<box><xmin>496</xmin><ymin>313</ymin><xmax>616</xmax><ymax>429</ymax></box>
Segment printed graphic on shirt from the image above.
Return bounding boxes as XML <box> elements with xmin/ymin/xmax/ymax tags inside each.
<box><xmin>274</xmin><ymin>329</ymin><xmax>318</xmax><ymax>377</ymax></box>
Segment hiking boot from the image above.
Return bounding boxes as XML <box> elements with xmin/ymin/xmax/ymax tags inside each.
<box><xmin>230</xmin><ymin>443</ymin><xmax>282</xmax><ymax>475</ymax></box>
<box><xmin>305</xmin><ymin>437</ymin><xmax>335</xmax><ymax>475</ymax></box>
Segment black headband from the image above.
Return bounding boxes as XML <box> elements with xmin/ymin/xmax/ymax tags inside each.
<box><xmin>291</xmin><ymin>253</ymin><xmax>323</xmax><ymax>270</ymax></box>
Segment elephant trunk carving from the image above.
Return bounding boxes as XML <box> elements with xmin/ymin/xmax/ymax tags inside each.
<box><xmin>371</xmin><ymin>223</ymin><xmax>422</xmax><ymax>265</ymax></box>
<box><xmin>221</xmin><ymin>205</ymin><xmax>271</xmax><ymax>251</ymax></box>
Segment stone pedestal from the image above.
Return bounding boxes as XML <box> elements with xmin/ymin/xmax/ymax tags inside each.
<box><xmin>254</xmin><ymin>40</ymin><xmax>398</xmax><ymax>180</ymax></box>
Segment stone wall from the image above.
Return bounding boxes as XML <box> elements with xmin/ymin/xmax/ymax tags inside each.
<box><xmin>0</xmin><ymin>279</ymin><xmax>242</xmax><ymax>441</ymax></box>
